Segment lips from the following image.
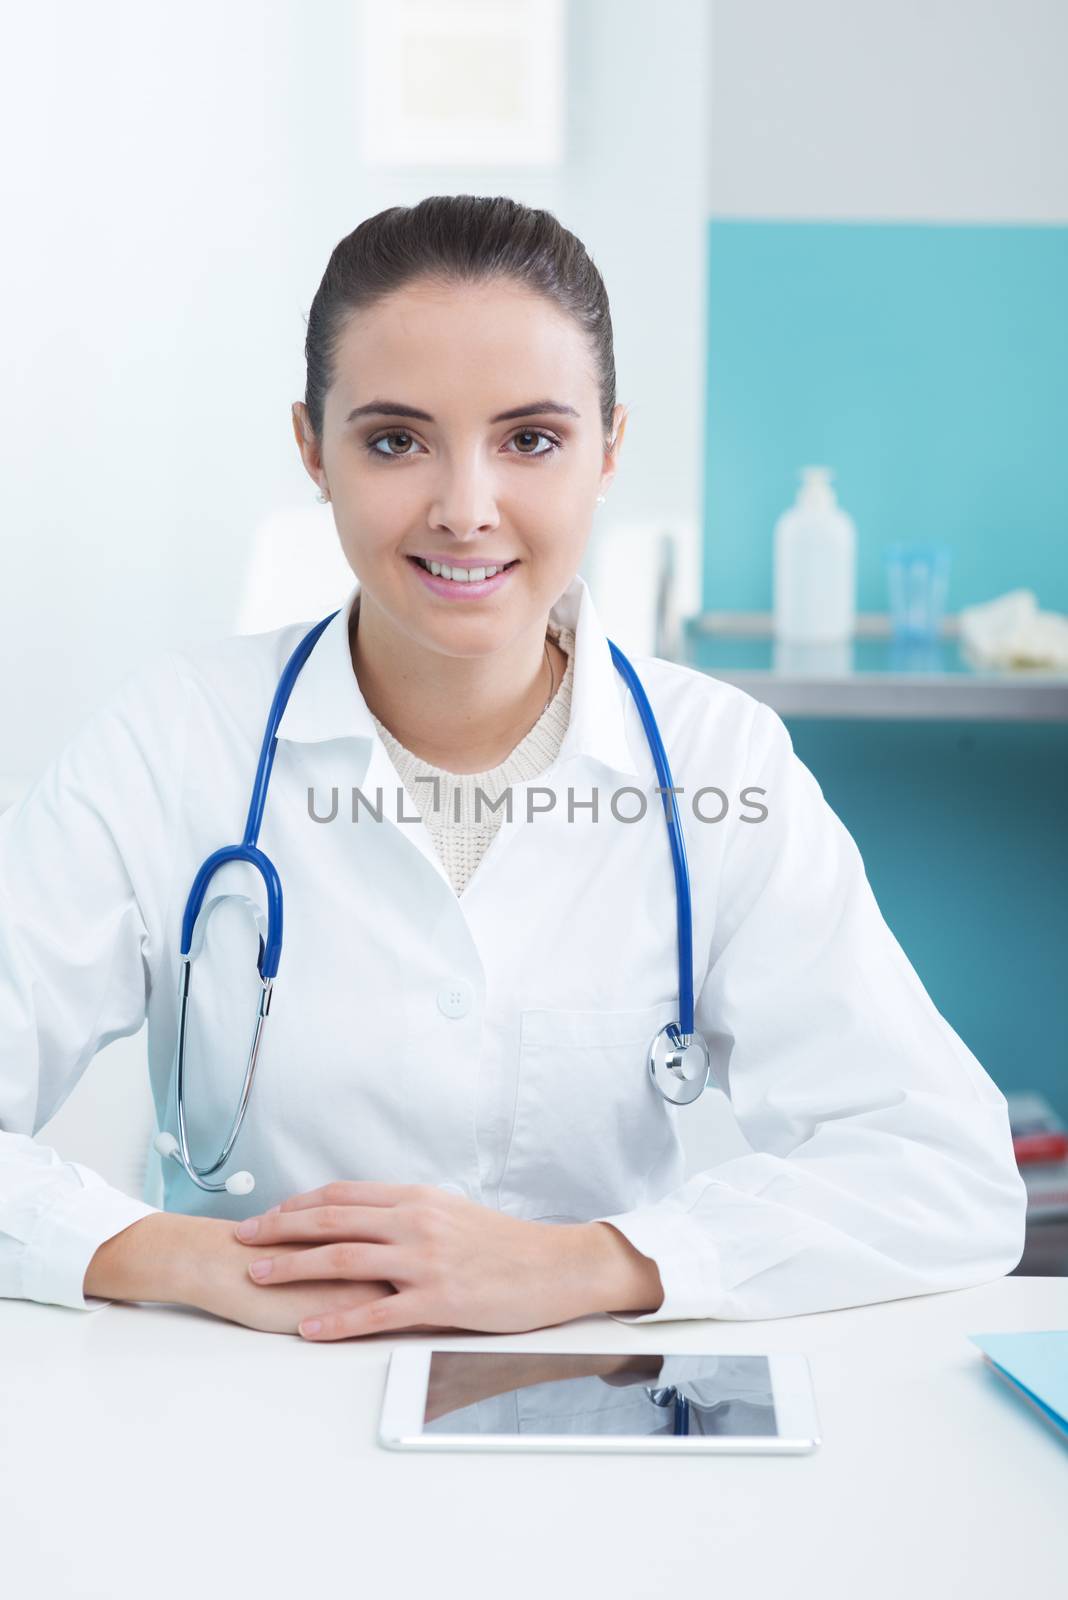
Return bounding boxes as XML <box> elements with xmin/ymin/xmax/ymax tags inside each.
<box><xmin>407</xmin><ymin>556</ymin><xmax>519</xmax><ymax>598</ymax></box>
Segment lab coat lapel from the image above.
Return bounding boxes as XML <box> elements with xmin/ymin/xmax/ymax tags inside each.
<box><xmin>355</xmin><ymin>728</ymin><xmax>458</xmax><ymax>892</ymax></box>
<box><xmin>273</xmin><ymin>581</ymin><xmax>454</xmax><ymax>889</ymax></box>
<box><xmin>548</xmin><ymin>572</ymin><xmax>644</xmax><ymax>786</ymax></box>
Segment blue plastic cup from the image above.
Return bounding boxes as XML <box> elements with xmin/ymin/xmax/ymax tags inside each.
<box><xmin>883</xmin><ymin>543</ymin><xmax>952</xmax><ymax>640</ymax></box>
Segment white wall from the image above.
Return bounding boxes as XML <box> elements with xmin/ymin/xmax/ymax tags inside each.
<box><xmin>0</xmin><ymin>1</ymin><xmax>305</xmax><ymax>776</ymax></box>
<box><xmin>707</xmin><ymin>0</ymin><xmax>1068</xmax><ymax>222</ymax></box>
<box><xmin>10</xmin><ymin>0</ymin><xmax>1060</xmax><ymax>782</ymax></box>
<box><xmin>0</xmin><ymin>0</ymin><xmax>710</xmax><ymax>781</ymax></box>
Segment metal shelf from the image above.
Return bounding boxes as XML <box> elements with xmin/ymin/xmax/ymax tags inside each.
<box><xmin>681</xmin><ymin>613</ymin><xmax>1068</xmax><ymax>721</ymax></box>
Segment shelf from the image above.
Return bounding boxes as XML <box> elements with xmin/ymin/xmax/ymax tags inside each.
<box><xmin>680</xmin><ymin>613</ymin><xmax>1068</xmax><ymax>721</ymax></box>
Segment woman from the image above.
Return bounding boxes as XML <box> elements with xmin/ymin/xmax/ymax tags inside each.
<box><xmin>0</xmin><ymin>195</ymin><xmax>1025</xmax><ymax>1341</ymax></box>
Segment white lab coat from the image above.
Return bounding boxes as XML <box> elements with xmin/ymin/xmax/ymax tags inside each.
<box><xmin>0</xmin><ymin>574</ymin><xmax>1026</xmax><ymax>1320</ymax></box>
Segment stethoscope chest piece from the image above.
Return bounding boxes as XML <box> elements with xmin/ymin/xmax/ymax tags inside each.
<box><xmin>649</xmin><ymin>1023</ymin><xmax>711</xmax><ymax>1105</ymax></box>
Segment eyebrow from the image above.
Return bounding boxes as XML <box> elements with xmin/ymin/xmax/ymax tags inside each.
<box><xmin>343</xmin><ymin>398</ymin><xmax>581</xmax><ymax>425</ymax></box>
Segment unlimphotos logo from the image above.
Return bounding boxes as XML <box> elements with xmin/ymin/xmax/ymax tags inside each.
<box><xmin>305</xmin><ymin>781</ymin><xmax>769</xmax><ymax>826</ymax></box>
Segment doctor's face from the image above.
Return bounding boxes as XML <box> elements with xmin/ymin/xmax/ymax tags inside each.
<box><xmin>294</xmin><ymin>276</ymin><xmax>624</xmax><ymax>658</ymax></box>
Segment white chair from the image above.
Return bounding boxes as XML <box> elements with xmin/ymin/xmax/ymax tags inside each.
<box><xmin>234</xmin><ymin>503</ymin><xmax>355</xmax><ymax>635</ymax></box>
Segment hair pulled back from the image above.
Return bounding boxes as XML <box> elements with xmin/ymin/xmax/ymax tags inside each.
<box><xmin>303</xmin><ymin>194</ymin><xmax>616</xmax><ymax>444</ymax></box>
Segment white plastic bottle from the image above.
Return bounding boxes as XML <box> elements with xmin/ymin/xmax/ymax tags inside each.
<box><xmin>772</xmin><ymin>466</ymin><xmax>857</xmax><ymax>643</ymax></box>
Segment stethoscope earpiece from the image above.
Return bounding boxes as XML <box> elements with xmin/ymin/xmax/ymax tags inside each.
<box><xmin>153</xmin><ymin>1132</ymin><xmax>254</xmax><ymax>1194</ymax></box>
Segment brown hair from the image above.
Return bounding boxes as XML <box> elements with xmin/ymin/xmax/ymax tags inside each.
<box><xmin>302</xmin><ymin>194</ymin><xmax>616</xmax><ymax>444</ymax></box>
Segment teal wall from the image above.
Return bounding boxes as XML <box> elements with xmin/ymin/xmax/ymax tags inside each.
<box><xmin>704</xmin><ymin>220</ymin><xmax>1068</xmax><ymax>615</ymax></box>
<box><xmin>703</xmin><ymin>220</ymin><xmax>1068</xmax><ymax>1118</ymax></box>
<box><xmin>786</xmin><ymin>720</ymin><xmax>1068</xmax><ymax>1120</ymax></box>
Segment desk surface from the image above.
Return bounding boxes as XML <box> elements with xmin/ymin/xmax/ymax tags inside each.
<box><xmin>3</xmin><ymin>1278</ymin><xmax>1066</xmax><ymax>1600</ymax></box>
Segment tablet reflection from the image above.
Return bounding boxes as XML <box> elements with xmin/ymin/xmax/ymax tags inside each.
<box><xmin>423</xmin><ymin>1352</ymin><xmax>777</xmax><ymax>1438</ymax></box>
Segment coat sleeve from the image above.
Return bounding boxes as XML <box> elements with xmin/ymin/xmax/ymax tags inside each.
<box><xmin>0</xmin><ymin>654</ymin><xmax>188</xmax><ymax>1311</ymax></box>
<box><xmin>593</xmin><ymin>698</ymin><xmax>1027</xmax><ymax>1323</ymax></box>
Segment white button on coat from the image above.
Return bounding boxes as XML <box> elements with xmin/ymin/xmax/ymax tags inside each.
<box><xmin>0</xmin><ymin>573</ymin><xmax>1027</xmax><ymax>1320</ymax></box>
<box><xmin>437</xmin><ymin>981</ymin><xmax>473</xmax><ymax>1019</ymax></box>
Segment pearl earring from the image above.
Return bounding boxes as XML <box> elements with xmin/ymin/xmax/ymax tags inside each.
<box><xmin>596</xmin><ymin>494</ymin><xmax>606</xmax><ymax>505</ymax></box>
<box><xmin>316</xmin><ymin>489</ymin><xmax>329</xmax><ymax>504</ymax></box>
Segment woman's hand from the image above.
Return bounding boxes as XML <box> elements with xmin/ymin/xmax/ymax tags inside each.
<box><xmin>230</xmin><ymin>1181</ymin><xmax>663</xmax><ymax>1341</ymax></box>
<box><xmin>178</xmin><ymin>1216</ymin><xmax>398</xmax><ymax>1336</ymax></box>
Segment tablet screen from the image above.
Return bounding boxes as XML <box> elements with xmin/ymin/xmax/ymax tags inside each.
<box><xmin>422</xmin><ymin>1351</ymin><xmax>779</xmax><ymax>1438</ymax></box>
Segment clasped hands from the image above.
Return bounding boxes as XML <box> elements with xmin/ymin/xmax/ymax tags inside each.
<box><xmin>230</xmin><ymin>1180</ymin><xmax>663</xmax><ymax>1341</ymax></box>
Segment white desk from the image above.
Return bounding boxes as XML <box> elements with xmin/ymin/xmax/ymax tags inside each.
<box><xmin>2</xmin><ymin>1278</ymin><xmax>1065</xmax><ymax>1600</ymax></box>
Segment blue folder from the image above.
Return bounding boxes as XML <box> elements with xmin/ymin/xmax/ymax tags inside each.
<box><xmin>970</xmin><ymin>1331</ymin><xmax>1068</xmax><ymax>1442</ymax></box>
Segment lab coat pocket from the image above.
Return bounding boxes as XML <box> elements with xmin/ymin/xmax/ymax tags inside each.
<box><xmin>500</xmin><ymin>998</ymin><xmax>684</xmax><ymax>1223</ymax></box>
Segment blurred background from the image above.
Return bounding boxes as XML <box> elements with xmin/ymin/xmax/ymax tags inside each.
<box><xmin>1</xmin><ymin>1</ymin><xmax>1065</xmax><ymax>1255</ymax></box>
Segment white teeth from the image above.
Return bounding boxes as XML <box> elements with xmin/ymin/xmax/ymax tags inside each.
<box><xmin>425</xmin><ymin>561</ymin><xmax>502</xmax><ymax>582</ymax></box>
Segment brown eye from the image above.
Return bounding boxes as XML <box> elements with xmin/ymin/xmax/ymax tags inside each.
<box><xmin>509</xmin><ymin>429</ymin><xmax>559</xmax><ymax>459</ymax></box>
<box><xmin>369</xmin><ymin>431</ymin><xmax>419</xmax><ymax>458</ymax></box>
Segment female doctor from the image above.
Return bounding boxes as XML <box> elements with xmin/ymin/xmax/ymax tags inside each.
<box><xmin>0</xmin><ymin>195</ymin><xmax>1026</xmax><ymax>1342</ymax></box>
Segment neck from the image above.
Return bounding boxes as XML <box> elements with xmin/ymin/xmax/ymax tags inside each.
<box><xmin>350</xmin><ymin>593</ymin><xmax>568</xmax><ymax>774</ymax></box>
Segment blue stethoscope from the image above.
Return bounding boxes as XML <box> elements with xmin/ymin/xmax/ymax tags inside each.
<box><xmin>644</xmin><ymin>1384</ymin><xmax>692</xmax><ymax>1435</ymax></box>
<box><xmin>154</xmin><ymin>612</ymin><xmax>712</xmax><ymax>1195</ymax></box>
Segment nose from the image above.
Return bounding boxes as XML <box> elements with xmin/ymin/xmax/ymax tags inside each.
<box><xmin>427</xmin><ymin>457</ymin><xmax>501</xmax><ymax>541</ymax></box>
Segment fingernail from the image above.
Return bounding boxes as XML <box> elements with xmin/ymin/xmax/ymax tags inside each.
<box><xmin>235</xmin><ymin>1219</ymin><xmax>259</xmax><ymax>1240</ymax></box>
<box><xmin>300</xmin><ymin>1320</ymin><xmax>322</xmax><ymax>1337</ymax></box>
<box><xmin>267</xmin><ymin>1204</ymin><xmax>281</xmax><ymax>1214</ymax></box>
<box><xmin>250</xmin><ymin>1259</ymin><xmax>272</xmax><ymax>1279</ymax></box>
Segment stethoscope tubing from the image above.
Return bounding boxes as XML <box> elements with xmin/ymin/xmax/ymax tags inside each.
<box><xmin>607</xmin><ymin>641</ymin><xmax>695</xmax><ymax>1038</ymax></box>
<box><xmin>159</xmin><ymin>611</ymin><xmax>704</xmax><ymax>1193</ymax></box>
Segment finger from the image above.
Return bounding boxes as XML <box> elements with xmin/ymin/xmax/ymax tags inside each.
<box><xmin>235</xmin><ymin>1202</ymin><xmax>399</xmax><ymax>1247</ymax></box>
<box><xmin>248</xmin><ymin>1241</ymin><xmax>404</xmax><ymax>1285</ymax></box>
<box><xmin>299</xmin><ymin>1291</ymin><xmax>425</xmax><ymax>1341</ymax></box>
<box><xmin>274</xmin><ymin>1181</ymin><xmax>428</xmax><ymax>1214</ymax></box>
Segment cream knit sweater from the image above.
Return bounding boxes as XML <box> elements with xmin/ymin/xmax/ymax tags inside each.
<box><xmin>368</xmin><ymin>620</ymin><xmax>576</xmax><ymax>897</ymax></box>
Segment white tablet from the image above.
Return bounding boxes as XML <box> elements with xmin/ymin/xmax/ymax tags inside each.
<box><xmin>379</xmin><ymin>1346</ymin><xmax>821</xmax><ymax>1454</ymax></box>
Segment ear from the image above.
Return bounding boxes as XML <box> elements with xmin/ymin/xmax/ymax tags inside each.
<box><xmin>291</xmin><ymin>402</ymin><xmax>327</xmax><ymax>494</ymax></box>
<box><xmin>600</xmin><ymin>403</ymin><xmax>629</xmax><ymax>496</ymax></box>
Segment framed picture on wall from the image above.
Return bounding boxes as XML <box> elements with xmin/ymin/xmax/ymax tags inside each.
<box><xmin>359</xmin><ymin>0</ymin><xmax>566</xmax><ymax>167</ymax></box>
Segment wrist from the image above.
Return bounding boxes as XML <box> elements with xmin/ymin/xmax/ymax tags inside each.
<box><xmin>577</xmin><ymin>1222</ymin><xmax>665</xmax><ymax>1317</ymax></box>
<box><xmin>168</xmin><ymin>1216</ymin><xmax>242</xmax><ymax>1311</ymax></box>
<box><xmin>83</xmin><ymin>1211</ymin><xmax>212</xmax><ymax>1306</ymax></box>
